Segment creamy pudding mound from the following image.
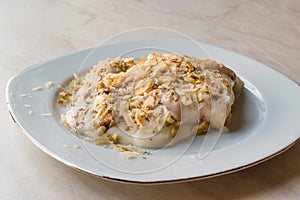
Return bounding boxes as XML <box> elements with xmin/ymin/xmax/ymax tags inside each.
<box><xmin>58</xmin><ymin>53</ymin><xmax>243</xmax><ymax>148</ymax></box>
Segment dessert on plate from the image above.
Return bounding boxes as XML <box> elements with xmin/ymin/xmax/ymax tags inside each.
<box><xmin>58</xmin><ymin>53</ymin><xmax>243</xmax><ymax>148</ymax></box>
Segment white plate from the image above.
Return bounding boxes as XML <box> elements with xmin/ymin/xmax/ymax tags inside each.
<box><xmin>6</xmin><ymin>39</ymin><xmax>300</xmax><ymax>184</ymax></box>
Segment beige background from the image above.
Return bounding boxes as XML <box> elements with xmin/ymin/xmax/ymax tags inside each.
<box><xmin>1</xmin><ymin>0</ymin><xmax>300</xmax><ymax>199</ymax></box>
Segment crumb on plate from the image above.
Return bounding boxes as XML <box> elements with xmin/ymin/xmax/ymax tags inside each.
<box><xmin>41</xmin><ymin>113</ymin><xmax>52</xmax><ymax>117</ymax></box>
<box><xmin>45</xmin><ymin>81</ymin><xmax>54</xmax><ymax>89</ymax></box>
<box><xmin>32</xmin><ymin>86</ymin><xmax>43</xmax><ymax>91</ymax></box>
<box><xmin>20</xmin><ymin>93</ymin><xmax>30</xmax><ymax>98</ymax></box>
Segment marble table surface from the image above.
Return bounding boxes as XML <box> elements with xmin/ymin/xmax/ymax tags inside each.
<box><xmin>1</xmin><ymin>0</ymin><xmax>299</xmax><ymax>199</ymax></box>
